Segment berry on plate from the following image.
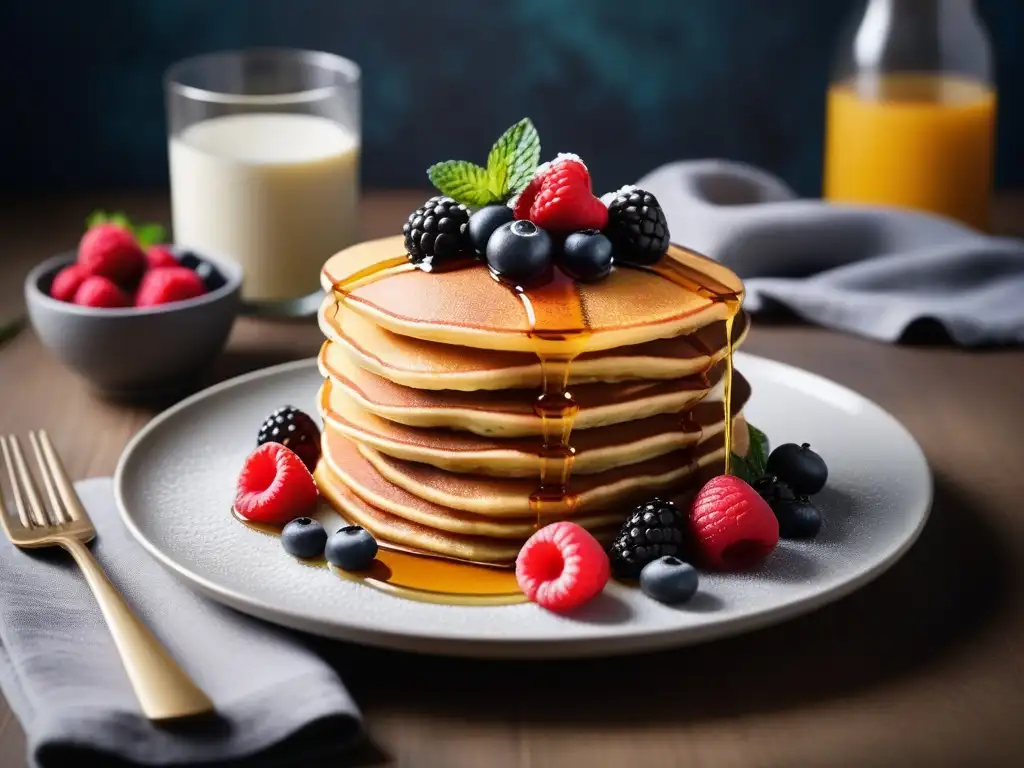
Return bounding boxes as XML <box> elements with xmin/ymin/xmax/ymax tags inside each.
<box><xmin>773</xmin><ymin>497</ymin><xmax>823</xmax><ymax>540</ymax></box>
<box><xmin>403</xmin><ymin>195</ymin><xmax>472</xmax><ymax>270</ymax></box>
<box><xmin>256</xmin><ymin>406</ymin><xmax>321</xmax><ymax>472</ymax></box>
<box><xmin>608</xmin><ymin>497</ymin><xmax>687</xmax><ymax>578</ymax></box>
<box><xmin>689</xmin><ymin>475</ymin><xmax>779</xmax><ymax>570</ymax></box>
<box><xmin>325</xmin><ymin>525</ymin><xmax>378</xmax><ymax>571</ymax></box>
<box><xmin>766</xmin><ymin>443</ymin><xmax>828</xmax><ymax>497</ymax></box>
<box><xmin>72</xmin><ymin>275</ymin><xmax>131</xmax><ymax>308</ymax></box>
<box><xmin>486</xmin><ymin>220</ymin><xmax>553</xmax><ymax>285</ymax></box>
<box><xmin>560</xmin><ymin>229</ymin><xmax>613</xmax><ymax>282</ymax></box>
<box><xmin>525</xmin><ymin>155</ymin><xmax>608</xmax><ymax>232</ymax></box>
<box><xmin>50</xmin><ymin>264</ymin><xmax>89</xmax><ymax>302</ymax></box>
<box><xmin>516</xmin><ymin>521</ymin><xmax>609</xmax><ymax>612</ymax></box>
<box><xmin>135</xmin><ymin>266</ymin><xmax>207</xmax><ymax>307</ymax></box>
<box><xmin>234</xmin><ymin>442</ymin><xmax>319</xmax><ymax>526</ymax></box>
<box><xmin>604</xmin><ymin>188</ymin><xmax>670</xmax><ymax>266</ymax></box>
<box><xmin>468</xmin><ymin>205</ymin><xmax>515</xmax><ymax>254</ymax></box>
<box><xmin>639</xmin><ymin>556</ymin><xmax>699</xmax><ymax>605</ymax></box>
<box><xmin>281</xmin><ymin>517</ymin><xmax>328</xmax><ymax>559</ymax></box>
<box><xmin>146</xmin><ymin>244</ymin><xmax>179</xmax><ymax>269</ymax></box>
<box><xmin>77</xmin><ymin>223</ymin><xmax>147</xmax><ymax>287</ymax></box>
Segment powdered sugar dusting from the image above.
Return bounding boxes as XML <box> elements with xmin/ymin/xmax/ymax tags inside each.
<box><xmin>601</xmin><ymin>184</ymin><xmax>638</xmax><ymax>206</ymax></box>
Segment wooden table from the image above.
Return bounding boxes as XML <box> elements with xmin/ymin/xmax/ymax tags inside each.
<box><xmin>1</xmin><ymin>192</ymin><xmax>1022</xmax><ymax>767</ymax></box>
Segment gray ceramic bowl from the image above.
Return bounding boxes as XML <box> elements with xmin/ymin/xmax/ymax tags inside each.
<box><xmin>25</xmin><ymin>250</ymin><xmax>242</xmax><ymax>397</ymax></box>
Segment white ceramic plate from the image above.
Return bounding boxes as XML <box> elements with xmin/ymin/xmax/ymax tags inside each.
<box><xmin>114</xmin><ymin>354</ymin><xmax>931</xmax><ymax>658</ymax></box>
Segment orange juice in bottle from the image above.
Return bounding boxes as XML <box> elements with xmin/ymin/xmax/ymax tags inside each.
<box><xmin>823</xmin><ymin>0</ymin><xmax>996</xmax><ymax>231</ymax></box>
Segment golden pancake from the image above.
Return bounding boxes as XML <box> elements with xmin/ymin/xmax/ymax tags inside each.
<box><xmin>320</xmin><ymin>235</ymin><xmax>743</xmax><ymax>354</ymax></box>
<box><xmin>317</xmin><ymin>373</ymin><xmax>751</xmax><ymax>476</ymax></box>
<box><xmin>319</xmin><ymin>297</ymin><xmax>750</xmax><ymax>391</ymax></box>
<box><xmin>319</xmin><ymin>341</ymin><xmax>730</xmax><ymax>437</ymax></box>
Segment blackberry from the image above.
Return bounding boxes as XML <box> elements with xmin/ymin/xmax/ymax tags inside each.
<box><xmin>604</xmin><ymin>188</ymin><xmax>670</xmax><ymax>266</ymax></box>
<box><xmin>402</xmin><ymin>195</ymin><xmax>472</xmax><ymax>270</ymax></box>
<box><xmin>257</xmin><ymin>406</ymin><xmax>321</xmax><ymax>472</ymax></box>
<box><xmin>608</xmin><ymin>498</ymin><xmax>688</xmax><ymax>578</ymax></box>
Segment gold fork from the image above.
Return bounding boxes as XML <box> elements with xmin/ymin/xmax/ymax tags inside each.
<box><xmin>0</xmin><ymin>430</ymin><xmax>214</xmax><ymax>721</ymax></box>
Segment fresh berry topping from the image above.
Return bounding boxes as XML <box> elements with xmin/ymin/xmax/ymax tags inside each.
<box><xmin>177</xmin><ymin>251</ymin><xmax>202</xmax><ymax>271</ymax></box>
<box><xmin>689</xmin><ymin>475</ymin><xmax>779</xmax><ymax>570</ymax></box>
<box><xmin>485</xmin><ymin>220</ymin><xmax>553</xmax><ymax>285</ymax></box>
<box><xmin>752</xmin><ymin>474</ymin><xmax>787</xmax><ymax>505</ymax></box>
<box><xmin>608</xmin><ymin>497</ymin><xmax>687</xmax><ymax>578</ymax></box>
<box><xmin>50</xmin><ymin>264</ymin><xmax>89</xmax><ymax>302</ymax></box>
<box><xmin>468</xmin><ymin>205</ymin><xmax>515</xmax><ymax>255</ymax></box>
<box><xmin>773</xmin><ymin>497</ymin><xmax>823</xmax><ymax>540</ymax></box>
<box><xmin>527</xmin><ymin>157</ymin><xmax>608</xmax><ymax>232</ymax></box>
<box><xmin>325</xmin><ymin>525</ymin><xmax>378</xmax><ymax>571</ymax></box>
<box><xmin>604</xmin><ymin>189</ymin><xmax>670</xmax><ymax>266</ymax></box>
<box><xmin>560</xmin><ymin>229</ymin><xmax>613</xmax><ymax>282</ymax></box>
<box><xmin>516</xmin><ymin>521</ymin><xmax>610</xmax><ymax>612</ymax></box>
<box><xmin>234</xmin><ymin>443</ymin><xmax>319</xmax><ymax>526</ymax></box>
<box><xmin>639</xmin><ymin>556</ymin><xmax>699</xmax><ymax>604</ymax></box>
<box><xmin>402</xmin><ymin>196</ymin><xmax>472</xmax><ymax>270</ymax></box>
<box><xmin>765</xmin><ymin>443</ymin><xmax>828</xmax><ymax>496</ymax></box>
<box><xmin>146</xmin><ymin>245</ymin><xmax>179</xmax><ymax>269</ymax></box>
<box><xmin>511</xmin><ymin>174</ymin><xmax>542</xmax><ymax>220</ymax></box>
<box><xmin>194</xmin><ymin>260</ymin><xmax>227</xmax><ymax>292</ymax></box>
<box><xmin>134</xmin><ymin>266</ymin><xmax>206</xmax><ymax>307</ymax></box>
<box><xmin>281</xmin><ymin>517</ymin><xmax>328</xmax><ymax>558</ymax></box>
<box><xmin>72</xmin><ymin>276</ymin><xmax>131</xmax><ymax>308</ymax></box>
<box><xmin>256</xmin><ymin>406</ymin><xmax>321</xmax><ymax>472</ymax></box>
<box><xmin>77</xmin><ymin>223</ymin><xmax>147</xmax><ymax>287</ymax></box>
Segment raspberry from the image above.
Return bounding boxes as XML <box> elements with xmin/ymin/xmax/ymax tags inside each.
<box><xmin>77</xmin><ymin>224</ymin><xmax>147</xmax><ymax>287</ymax></box>
<box><xmin>256</xmin><ymin>406</ymin><xmax>321</xmax><ymax>472</ymax></box>
<box><xmin>50</xmin><ymin>264</ymin><xmax>89</xmax><ymax>302</ymax></box>
<box><xmin>146</xmin><ymin>244</ymin><xmax>179</xmax><ymax>269</ymax></box>
<box><xmin>135</xmin><ymin>266</ymin><xmax>206</xmax><ymax>307</ymax></box>
<box><xmin>689</xmin><ymin>475</ymin><xmax>779</xmax><ymax>570</ymax></box>
<box><xmin>527</xmin><ymin>156</ymin><xmax>608</xmax><ymax>232</ymax></box>
<box><xmin>516</xmin><ymin>521</ymin><xmax>609</xmax><ymax>612</ymax></box>
<box><xmin>72</xmin><ymin>275</ymin><xmax>130</xmax><ymax>308</ymax></box>
<box><xmin>234</xmin><ymin>443</ymin><xmax>319</xmax><ymax>525</ymax></box>
<box><xmin>512</xmin><ymin>174</ymin><xmax>542</xmax><ymax>220</ymax></box>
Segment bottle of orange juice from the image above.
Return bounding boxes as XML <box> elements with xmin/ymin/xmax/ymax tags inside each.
<box><xmin>823</xmin><ymin>0</ymin><xmax>996</xmax><ymax>231</ymax></box>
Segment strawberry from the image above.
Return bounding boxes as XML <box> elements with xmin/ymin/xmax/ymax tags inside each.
<box><xmin>516</xmin><ymin>521</ymin><xmax>610</xmax><ymax>612</ymax></box>
<box><xmin>77</xmin><ymin>223</ymin><xmax>147</xmax><ymax>287</ymax></box>
<box><xmin>146</xmin><ymin>244</ymin><xmax>179</xmax><ymax>270</ymax></box>
<box><xmin>72</xmin><ymin>276</ymin><xmax>130</xmax><ymax>308</ymax></box>
<box><xmin>527</xmin><ymin>155</ymin><xmax>609</xmax><ymax>232</ymax></box>
<box><xmin>135</xmin><ymin>266</ymin><xmax>206</xmax><ymax>307</ymax></box>
<box><xmin>689</xmin><ymin>475</ymin><xmax>779</xmax><ymax>571</ymax></box>
<box><xmin>235</xmin><ymin>443</ymin><xmax>319</xmax><ymax>525</ymax></box>
<box><xmin>50</xmin><ymin>264</ymin><xmax>89</xmax><ymax>302</ymax></box>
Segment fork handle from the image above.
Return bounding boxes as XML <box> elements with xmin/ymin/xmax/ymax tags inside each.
<box><xmin>62</xmin><ymin>538</ymin><xmax>215</xmax><ymax>721</ymax></box>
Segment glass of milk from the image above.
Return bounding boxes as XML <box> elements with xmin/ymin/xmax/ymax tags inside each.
<box><xmin>165</xmin><ymin>49</ymin><xmax>360</xmax><ymax>315</ymax></box>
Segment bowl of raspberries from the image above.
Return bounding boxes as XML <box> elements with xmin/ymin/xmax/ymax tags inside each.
<box><xmin>25</xmin><ymin>212</ymin><xmax>242</xmax><ymax>396</ymax></box>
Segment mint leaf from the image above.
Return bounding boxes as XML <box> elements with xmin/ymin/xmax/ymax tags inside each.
<box><xmin>486</xmin><ymin>118</ymin><xmax>541</xmax><ymax>199</ymax></box>
<box><xmin>85</xmin><ymin>210</ymin><xmax>110</xmax><ymax>229</ymax></box>
<box><xmin>729</xmin><ymin>421</ymin><xmax>770</xmax><ymax>484</ymax></box>
<box><xmin>729</xmin><ymin>453</ymin><xmax>761</xmax><ymax>485</ymax></box>
<box><xmin>427</xmin><ymin>160</ymin><xmax>496</xmax><ymax>207</ymax></box>
<box><xmin>133</xmin><ymin>223</ymin><xmax>166</xmax><ymax>248</ymax></box>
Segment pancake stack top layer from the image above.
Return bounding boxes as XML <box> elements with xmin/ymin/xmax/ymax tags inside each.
<box><xmin>314</xmin><ymin>234</ymin><xmax>748</xmax><ymax>566</ymax></box>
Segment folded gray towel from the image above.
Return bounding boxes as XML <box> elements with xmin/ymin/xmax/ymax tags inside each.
<box><xmin>637</xmin><ymin>160</ymin><xmax>1024</xmax><ymax>346</ymax></box>
<box><xmin>0</xmin><ymin>478</ymin><xmax>361</xmax><ymax>768</ymax></box>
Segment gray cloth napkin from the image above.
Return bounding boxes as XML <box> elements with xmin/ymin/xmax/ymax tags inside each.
<box><xmin>637</xmin><ymin>159</ymin><xmax>1024</xmax><ymax>346</ymax></box>
<box><xmin>0</xmin><ymin>478</ymin><xmax>361</xmax><ymax>768</ymax></box>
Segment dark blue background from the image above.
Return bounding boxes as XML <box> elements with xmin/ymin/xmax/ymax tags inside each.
<box><xmin>3</xmin><ymin>0</ymin><xmax>1021</xmax><ymax>196</ymax></box>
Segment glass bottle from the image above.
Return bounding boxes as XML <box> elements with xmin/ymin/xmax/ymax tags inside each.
<box><xmin>823</xmin><ymin>0</ymin><xmax>996</xmax><ymax>230</ymax></box>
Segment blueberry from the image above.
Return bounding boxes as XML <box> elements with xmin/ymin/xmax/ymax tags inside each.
<box><xmin>325</xmin><ymin>525</ymin><xmax>378</xmax><ymax>571</ymax></box>
<box><xmin>281</xmin><ymin>517</ymin><xmax>328</xmax><ymax>559</ymax></box>
<box><xmin>468</xmin><ymin>205</ymin><xmax>515</xmax><ymax>255</ymax></box>
<box><xmin>765</xmin><ymin>443</ymin><xmax>828</xmax><ymax>496</ymax></box>
<box><xmin>485</xmin><ymin>220</ymin><xmax>553</xmax><ymax>284</ymax></box>
<box><xmin>177</xmin><ymin>251</ymin><xmax>202</xmax><ymax>270</ymax></box>
<box><xmin>194</xmin><ymin>260</ymin><xmax>227</xmax><ymax>292</ymax></box>
<box><xmin>639</xmin><ymin>556</ymin><xmax>699</xmax><ymax>604</ymax></box>
<box><xmin>772</xmin><ymin>497</ymin><xmax>822</xmax><ymax>540</ymax></box>
<box><xmin>560</xmin><ymin>229</ymin><xmax>613</xmax><ymax>282</ymax></box>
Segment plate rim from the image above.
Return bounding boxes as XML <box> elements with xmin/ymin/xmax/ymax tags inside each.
<box><xmin>113</xmin><ymin>353</ymin><xmax>933</xmax><ymax>658</ymax></box>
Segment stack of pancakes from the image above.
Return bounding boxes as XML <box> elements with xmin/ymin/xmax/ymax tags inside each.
<box><xmin>314</xmin><ymin>235</ymin><xmax>750</xmax><ymax>567</ymax></box>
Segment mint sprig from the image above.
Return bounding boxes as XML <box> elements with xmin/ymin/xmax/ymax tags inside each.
<box><xmin>730</xmin><ymin>422</ymin><xmax>770</xmax><ymax>485</ymax></box>
<box><xmin>86</xmin><ymin>210</ymin><xmax>167</xmax><ymax>248</ymax></box>
<box><xmin>427</xmin><ymin>118</ymin><xmax>541</xmax><ymax>207</ymax></box>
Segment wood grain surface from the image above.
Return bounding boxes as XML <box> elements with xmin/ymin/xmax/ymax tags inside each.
<box><xmin>1</xmin><ymin>192</ymin><xmax>1022</xmax><ymax>767</ymax></box>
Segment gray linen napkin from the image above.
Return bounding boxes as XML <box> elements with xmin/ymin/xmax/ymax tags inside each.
<box><xmin>636</xmin><ymin>159</ymin><xmax>1024</xmax><ymax>346</ymax></box>
<box><xmin>0</xmin><ymin>478</ymin><xmax>361</xmax><ymax>768</ymax></box>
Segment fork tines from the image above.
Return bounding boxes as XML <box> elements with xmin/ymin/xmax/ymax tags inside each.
<box><xmin>0</xmin><ymin>431</ymin><xmax>84</xmax><ymax>529</ymax></box>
